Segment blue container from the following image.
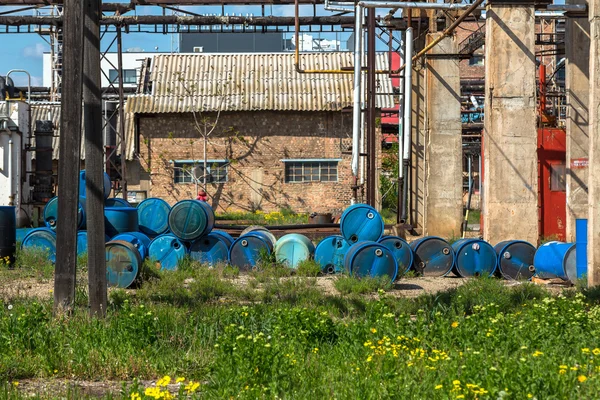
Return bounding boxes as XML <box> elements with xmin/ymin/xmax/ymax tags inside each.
<box><xmin>43</xmin><ymin>196</ymin><xmax>85</xmax><ymax>231</ymax></box>
<box><xmin>533</xmin><ymin>241</ymin><xmax>576</xmax><ymax>281</ymax></box>
<box><xmin>410</xmin><ymin>236</ymin><xmax>454</xmax><ymax>277</ymax></box>
<box><xmin>343</xmin><ymin>241</ymin><xmax>398</xmax><ymax>283</ymax></box>
<box><xmin>0</xmin><ymin>206</ymin><xmax>16</xmax><ymax>264</ymax></box>
<box><xmin>168</xmin><ymin>200</ymin><xmax>215</xmax><ymax>241</ymax></box>
<box><xmin>21</xmin><ymin>227</ymin><xmax>57</xmax><ymax>263</ymax></box>
<box><xmin>494</xmin><ymin>240</ymin><xmax>536</xmax><ymax>280</ymax></box>
<box><xmin>189</xmin><ymin>233</ymin><xmax>230</xmax><ymax>266</ymax></box>
<box><xmin>105</xmin><ymin>240</ymin><xmax>141</xmax><ymax>288</ymax></box>
<box><xmin>274</xmin><ymin>233</ymin><xmax>315</xmax><ymax>269</ymax></box>
<box><xmin>112</xmin><ymin>232</ymin><xmax>152</xmax><ymax>260</ymax></box>
<box><xmin>16</xmin><ymin>227</ymin><xmax>34</xmax><ymax>244</ymax></box>
<box><xmin>314</xmin><ymin>235</ymin><xmax>350</xmax><ymax>274</ymax></box>
<box><xmin>576</xmin><ymin>219</ymin><xmax>588</xmax><ymax>279</ymax></box>
<box><xmin>148</xmin><ymin>234</ymin><xmax>187</xmax><ymax>271</ymax></box>
<box><xmin>76</xmin><ymin>231</ymin><xmax>111</xmax><ymax>257</ymax></box>
<box><xmin>228</xmin><ymin>234</ymin><xmax>272</xmax><ymax>271</ymax></box>
<box><xmin>137</xmin><ymin>198</ymin><xmax>171</xmax><ymax>237</ymax></box>
<box><xmin>105</xmin><ymin>198</ymin><xmax>132</xmax><ymax>208</ymax></box>
<box><xmin>240</xmin><ymin>226</ymin><xmax>277</xmax><ymax>247</ymax></box>
<box><xmin>105</xmin><ymin>207</ymin><xmax>139</xmax><ymax>238</ymax></box>
<box><xmin>377</xmin><ymin>236</ymin><xmax>413</xmax><ymax>276</ymax></box>
<box><xmin>79</xmin><ymin>170</ymin><xmax>112</xmax><ymax>199</ymax></box>
<box><xmin>339</xmin><ymin>204</ymin><xmax>385</xmax><ymax>244</ymax></box>
<box><xmin>211</xmin><ymin>230</ymin><xmax>235</xmax><ymax>248</ymax></box>
<box><xmin>452</xmin><ymin>239</ymin><xmax>497</xmax><ymax>277</ymax></box>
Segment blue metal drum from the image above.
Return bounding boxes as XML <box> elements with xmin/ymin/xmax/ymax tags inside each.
<box><xmin>274</xmin><ymin>233</ymin><xmax>315</xmax><ymax>269</ymax></box>
<box><xmin>240</xmin><ymin>226</ymin><xmax>277</xmax><ymax>247</ymax></box>
<box><xmin>0</xmin><ymin>206</ymin><xmax>16</xmax><ymax>264</ymax></box>
<box><xmin>43</xmin><ymin>196</ymin><xmax>85</xmax><ymax>231</ymax></box>
<box><xmin>79</xmin><ymin>170</ymin><xmax>112</xmax><ymax>199</ymax></box>
<box><xmin>16</xmin><ymin>227</ymin><xmax>34</xmax><ymax>244</ymax></box>
<box><xmin>343</xmin><ymin>241</ymin><xmax>398</xmax><ymax>283</ymax></box>
<box><xmin>410</xmin><ymin>236</ymin><xmax>454</xmax><ymax>277</ymax></box>
<box><xmin>314</xmin><ymin>235</ymin><xmax>350</xmax><ymax>274</ymax></box>
<box><xmin>105</xmin><ymin>240</ymin><xmax>141</xmax><ymax>288</ymax></box>
<box><xmin>168</xmin><ymin>200</ymin><xmax>215</xmax><ymax>241</ymax></box>
<box><xmin>228</xmin><ymin>234</ymin><xmax>272</xmax><ymax>271</ymax></box>
<box><xmin>105</xmin><ymin>198</ymin><xmax>132</xmax><ymax>208</ymax></box>
<box><xmin>76</xmin><ymin>231</ymin><xmax>111</xmax><ymax>257</ymax></box>
<box><xmin>377</xmin><ymin>236</ymin><xmax>413</xmax><ymax>277</ymax></box>
<box><xmin>533</xmin><ymin>241</ymin><xmax>576</xmax><ymax>281</ymax></box>
<box><xmin>189</xmin><ymin>233</ymin><xmax>229</xmax><ymax>266</ymax></box>
<box><xmin>137</xmin><ymin>198</ymin><xmax>171</xmax><ymax>237</ymax></box>
<box><xmin>339</xmin><ymin>204</ymin><xmax>385</xmax><ymax>244</ymax></box>
<box><xmin>21</xmin><ymin>227</ymin><xmax>57</xmax><ymax>263</ymax></box>
<box><xmin>211</xmin><ymin>230</ymin><xmax>235</xmax><ymax>248</ymax></box>
<box><xmin>104</xmin><ymin>207</ymin><xmax>139</xmax><ymax>238</ymax></box>
<box><xmin>111</xmin><ymin>232</ymin><xmax>152</xmax><ymax>260</ymax></box>
<box><xmin>148</xmin><ymin>234</ymin><xmax>187</xmax><ymax>271</ymax></box>
<box><xmin>452</xmin><ymin>238</ymin><xmax>497</xmax><ymax>277</ymax></box>
<box><xmin>494</xmin><ymin>240</ymin><xmax>536</xmax><ymax>280</ymax></box>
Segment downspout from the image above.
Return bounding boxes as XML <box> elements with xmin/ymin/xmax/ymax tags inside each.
<box><xmin>351</xmin><ymin>3</ymin><xmax>363</xmax><ymax>204</ymax></box>
<box><xmin>8</xmin><ymin>137</ymin><xmax>14</xmax><ymax>206</ymax></box>
<box><xmin>400</xmin><ymin>26</ymin><xmax>412</xmax><ymax>223</ymax></box>
<box><xmin>396</xmin><ymin>29</ymin><xmax>404</xmax><ymax>225</ymax></box>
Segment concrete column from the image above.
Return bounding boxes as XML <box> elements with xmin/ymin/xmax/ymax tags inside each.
<box><xmin>565</xmin><ymin>0</ymin><xmax>590</xmax><ymax>242</ymax></box>
<box><xmin>587</xmin><ymin>0</ymin><xmax>600</xmax><ymax>286</ymax></box>
<box><xmin>483</xmin><ymin>3</ymin><xmax>538</xmax><ymax>244</ymax></box>
<box><xmin>424</xmin><ymin>34</ymin><xmax>463</xmax><ymax>237</ymax></box>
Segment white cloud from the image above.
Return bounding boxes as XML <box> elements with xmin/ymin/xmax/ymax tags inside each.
<box><xmin>22</xmin><ymin>43</ymin><xmax>47</xmax><ymax>59</ymax></box>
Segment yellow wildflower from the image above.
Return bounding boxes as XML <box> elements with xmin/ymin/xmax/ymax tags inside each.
<box><xmin>435</xmin><ymin>385</ymin><xmax>443</xmax><ymax>390</ymax></box>
<box><xmin>176</xmin><ymin>377</ymin><xmax>185</xmax><ymax>383</ymax></box>
<box><xmin>12</xmin><ymin>382</ymin><xmax>19</xmax><ymax>387</ymax></box>
<box><xmin>559</xmin><ymin>369</ymin><xmax>566</xmax><ymax>375</ymax></box>
<box><xmin>559</xmin><ymin>365</ymin><xmax>568</xmax><ymax>369</ymax></box>
<box><xmin>157</xmin><ymin>376</ymin><xmax>171</xmax><ymax>387</ymax></box>
<box><xmin>313</xmin><ymin>347</ymin><xmax>319</xmax><ymax>353</ymax></box>
<box><xmin>532</xmin><ymin>351</ymin><xmax>544</xmax><ymax>357</ymax></box>
<box><xmin>370</xmin><ymin>328</ymin><xmax>377</xmax><ymax>334</ymax></box>
<box><xmin>185</xmin><ymin>381</ymin><xmax>200</xmax><ymax>393</ymax></box>
<box><xmin>130</xmin><ymin>393</ymin><xmax>141</xmax><ymax>400</ymax></box>
<box><xmin>456</xmin><ymin>395</ymin><xmax>465</xmax><ymax>399</ymax></box>
<box><xmin>453</xmin><ymin>380</ymin><xmax>461</xmax><ymax>386</ymax></box>
<box><xmin>367</xmin><ymin>356</ymin><xmax>373</xmax><ymax>362</ymax></box>
<box><xmin>451</xmin><ymin>322</ymin><xmax>459</xmax><ymax>328</ymax></box>
<box><xmin>582</xmin><ymin>348</ymin><xmax>591</xmax><ymax>354</ymax></box>
<box><xmin>527</xmin><ymin>394</ymin><xmax>533</xmax><ymax>399</ymax></box>
<box><xmin>578</xmin><ymin>375</ymin><xmax>587</xmax><ymax>383</ymax></box>
<box><xmin>593</xmin><ymin>348</ymin><xmax>600</xmax><ymax>356</ymax></box>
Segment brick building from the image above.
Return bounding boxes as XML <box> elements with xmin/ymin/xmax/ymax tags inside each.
<box><xmin>125</xmin><ymin>53</ymin><xmax>393</xmax><ymax>214</ymax></box>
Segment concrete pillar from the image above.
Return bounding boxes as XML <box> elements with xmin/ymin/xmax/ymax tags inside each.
<box><xmin>565</xmin><ymin>0</ymin><xmax>590</xmax><ymax>242</ymax></box>
<box><xmin>424</xmin><ymin>34</ymin><xmax>463</xmax><ymax>237</ymax></box>
<box><xmin>483</xmin><ymin>3</ymin><xmax>538</xmax><ymax>244</ymax></box>
<box><xmin>587</xmin><ymin>0</ymin><xmax>600</xmax><ymax>286</ymax></box>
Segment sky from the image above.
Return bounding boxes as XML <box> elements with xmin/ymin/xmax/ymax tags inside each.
<box><xmin>0</xmin><ymin>0</ymin><xmax>567</xmax><ymax>87</ymax></box>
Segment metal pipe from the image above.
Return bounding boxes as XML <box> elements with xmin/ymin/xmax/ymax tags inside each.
<box><xmin>462</xmin><ymin>155</ymin><xmax>474</xmax><ymax>238</ymax></box>
<box><xmin>366</xmin><ymin>7</ymin><xmax>376</xmax><ymax>207</ymax></box>
<box><xmin>351</xmin><ymin>3</ymin><xmax>362</xmax><ymax>184</ymax></box>
<box><xmin>8</xmin><ymin>138</ymin><xmax>14</xmax><ymax>206</ymax></box>
<box><xmin>358</xmin><ymin>1</ymin><xmax>478</xmax><ymax>10</ymax></box>
<box><xmin>396</xmin><ymin>28</ymin><xmax>404</xmax><ymax>225</ymax></box>
<box><xmin>117</xmin><ymin>26</ymin><xmax>127</xmax><ymax>200</ymax></box>
<box><xmin>400</xmin><ymin>26</ymin><xmax>412</xmax><ymax>223</ymax></box>
<box><xmin>325</xmin><ymin>0</ymin><xmax>354</xmax><ymax>12</ymax></box>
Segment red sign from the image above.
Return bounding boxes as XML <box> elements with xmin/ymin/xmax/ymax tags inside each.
<box><xmin>571</xmin><ymin>158</ymin><xmax>589</xmax><ymax>169</ymax></box>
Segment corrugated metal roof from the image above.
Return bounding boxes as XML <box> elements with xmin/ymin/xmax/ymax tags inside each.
<box><xmin>126</xmin><ymin>53</ymin><xmax>394</xmax><ymax>114</ymax></box>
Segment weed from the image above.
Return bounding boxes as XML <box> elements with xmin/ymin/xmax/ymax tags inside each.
<box><xmin>6</xmin><ymin>247</ymin><xmax>55</xmax><ymax>280</ymax></box>
<box><xmin>296</xmin><ymin>259</ymin><xmax>321</xmax><ymax>277</ymax></box>
<box><xmin>334</xmin><ymin>275</ymin><xmax>393</xmax><ymax>295</ymax></box>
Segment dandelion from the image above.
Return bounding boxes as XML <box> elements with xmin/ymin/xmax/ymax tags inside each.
<box><xmin>456</xmin><ymin>395</ymin><xmax>465</xmax><ymax>399</ymax></box>
<box><xmin>451</xmin><ymin>321</ymin><xmax>459</xmax><ymax>328</ymax></box>
<box><xmin>532</xmin><ymin>351</ymin><xmax>544</xmax><ymax>357</ymax></box>
<box><xmin>582</xmin><ymin>348</ymin><xmax>591</xmax><ymax>354</ymax></box>
<box><xmin>453</xmin><ymin>380</ymin><xmax>461</xmax><ymax>386</ymax></box>
<box><xmin>185</xmin><ymin>381</ymin><xmax>200</xmax><ymax>394</ymax></box>
<box><xmin>370</xmin><ymin>328</ymin><xmax>377</xmax><ymax>333</ymax></box>
<box><xmin>366</xmin><ymin>356</ymin><xmax>373</xmax><ymax>362</ymax></box>
<box><xmin>578</xmin><ymin>375</ymin><xmax>587</xmax><ymax>383</ymax></box>
<box><xmin>559</xmin><ymin>369</ymin><xmax>566</xmax><ymax>375</ymax></box>
<box><xmin>130</xmin><ymin>393</ymin><xmax>141</xmax><ymax>400</ymax></box>
<box><xmin>527</xmin><ymin>394</ymin><xmax>533</xmax><ymax>399</ymax></box>
<box><xmin>7</xmin><ymin>305</ymin><xmax>12</xmax><ymax>310</ymax></box>
<box><xmin>157</xmin><ymin>375</ymin><xmax>171</xmax><ymax>387</ymax></box>
<box><xmin>176</xmin><ymin>377</ymin><xmax>185</xmax><ymax>383</ymax></box>
<box><xmin>593</xmin><ymin>348</ymin><xmax>600</xmax><ymax>356</ymax></box>
<box><xmin>12</xmin><ymin>382</ymin><xmax>18</xmax><ymax>387</ymax></box>
<box><xmin>435</xmin><ymin>385</ymin><xmax>443</xmax><ymax>390</ymax></box>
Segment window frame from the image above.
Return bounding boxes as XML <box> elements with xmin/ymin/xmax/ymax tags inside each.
<box><xmin>172</xmin><ymin>159</ymin><xmax>229</xmax><ymax>184</ymax></box>
<box><xmin>282</xmin><ymin>159</ymin><xmax>340</xmax><ymax>183</ymax></box>
<box><xmin>108</xmin><ymin>69</ymin><xmax>137</xmax><ymax>84</ymax></box>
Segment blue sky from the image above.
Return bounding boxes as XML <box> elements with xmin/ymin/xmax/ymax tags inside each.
<box><xmin>0</xmin><ymin>0</ymin><xmax>566</xmax><ymax>86</ymax></box>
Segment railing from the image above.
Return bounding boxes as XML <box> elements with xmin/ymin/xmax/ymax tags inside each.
<box><xmin>458</xmin><ymin>23</ymin><xmax>486</xmax><ymax>56</ymax></box>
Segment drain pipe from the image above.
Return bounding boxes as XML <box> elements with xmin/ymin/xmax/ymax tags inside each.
<box><xmin>351</xmin><ymin>2</ymin><xmax>363</xmax><ymax>204</ymax></box>
<box><xmin>8</xmin><ymin>137</ymin><xmax>14</xmax><ymax>206</ymax></box>
<box><xmin>400</xmin><ymin>26</ymin><xmax>412</xmax><ymax>223</ymax></box>
<box><xmin>396</xmin><ymin>29</ymin><xmax>404</xmax><ymax>224</ymax></box>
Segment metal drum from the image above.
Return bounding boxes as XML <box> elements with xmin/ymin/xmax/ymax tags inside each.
<box><xmin>21</xmin><ymin>227</ymin><xmax>57</xmax><ymax>263</ymax></box>
<box><xmin>339</xmin><ymin>204</ymin><xmax>384</xmax><ymax>244</ymax></box>
<box><xmin>105</xmin><ymin>240</ymin><xmax>142</xmax><ymax>288</ymax></box>
<box><xmin>410</xmin><ymin>236</ymin><xmax>454</xmax><ymax>277</ymax></box>
<box><xmin>43</xmin><ymin>196</ymin><xmax>85</xmax><ymax>231</ymax></box>
<box><xmin>211</xmin><ymin>230</ymin><xmax>235</xmax><ymax>248</ymax></box>
<box><xmin>112</xmin><ymin>232</ymin><xmax>152</xmax><ymax>260</ymax></box>
<box><xmin>79</xmin><ymin>170</ymin><xmax>112</xmax><ymax>199</ymax></box>
<box><xmin>452</xmin><ymin>238</ymin><xmax>497</xmax><ymax>278</ymax></box>
<box><xmin>343</xmin><ymin>241</ymin><xmax>398</xmax><ymax>283</ymax></box>
<box><xmin>314</xmin><ymin>235</ymin><xmax>350</xmax><ymax>274</ymax></box>
<box><xmin>16</xmin><ymin>227</ymin><xmax>34</xmax><ymax>244</ymax></box>
<box><xmin>104</xmin><ymin>207</ymin><xmax>139</xmax><ymax>238</ymax></box>
<box><xmin>228</xmin><ymin>233</ymin><xmax>272</xmax><ymax>271</ymax></box>
<box><xmin>105</xmin><ymin>198</ymin><xmax>132</xmax><ymax>208</ymax></box>
<box><xmin>0</xmin><ymin>206</ymin><xmax>16</xmax><ymax>264</ymax></box>
<box><xmin>76</xmin><ymin>231</ymin><xmax>111</xmax><ymax>257</ymax></box>
<box><xmin>137</xmin><ymin>198</ymin><xmax>171</xmax><ymax>237</ymax></box>
<box><xmin>378</xmin><ymin>236</ymin><xmax>413</xmax><ymax>277</ymax></box>
<box><xmin>168</xmin><ymin>200</ymin><xmax>215</xmax><ymax>241</ymax></box>
<box><xmin>189</xmin><ymin>233</ymin><xmax>229</xmax><ymax>266</ymax></box>
<box><xmin>274</xmin><ymin>233</ymin><xmax>315</xmax><ymax>269</ymax></box>
<box><xmin>533</xmin><ymin>241</ymin><xmax>576</xmax><ymax>281</ymax></box>
<box><xmin>494</xmin><ymin>240</ymin><xmax>536</xmax><ymax>280</ymax></box>
<box><xmin>148</xmin><ymin>234</ymin><xmax>187</xmax><ymax>271</ymax></box>
<box><xmin>239</xmin><ymin>226</ymin><xmax>277</xmax><ymax>247</ymax></box>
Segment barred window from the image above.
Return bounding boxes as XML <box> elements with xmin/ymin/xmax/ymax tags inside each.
<box><xmin>284</xmin><ymin>160</ymin><xmax>339</xmax><ymax>183</ymax></box>
<box><xmin>173</xmin><ymin>160</ymin><xmax>228</xmax><ymax>184</ymax></box>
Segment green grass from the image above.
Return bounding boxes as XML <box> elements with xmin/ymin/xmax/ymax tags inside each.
<box><xmin>466</xmin><ymin>209</ymin><xmax>481</xmax><ymax>225</ymax></box>
<box><xmin>215</xmin><ymin>209</ymin><xmax>309</xmax><ymax>225</ymax></box>
<box><xmin>334</xmin><ymin>274</ymin><xmax>393</xmax><ymax>295</ymax></box>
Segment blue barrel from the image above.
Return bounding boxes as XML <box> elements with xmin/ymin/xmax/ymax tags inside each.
<box><xmin>168</xmin><ymin>200</ymin><xmax>215</xmax><ymax>241</ymax></box>
<box><xmin>378</xmin><ymin>236</ymin><xmax>413</xmax><ymax>276</ymax></box>
<box><xmin>76</xmin><ymin>231</ymin><xmax>111</xmax><ymax>257</ymax></box>
<box><xmin>576</xmin><ymin>219</ymin><xmax>588</xmax><ymax>280</ymax></box>
<box><xmin>410</xmin><ymin>236</ymin><xmax>454</xmax><ymax>277</ymax></box>
<box><xmin>494</xmin><ymin>240</ymin><xmax>536</xmax><ymax>280</ymax></box>
<box><xmin>452</xmin><ymin>239</ymin><xmax>497</xmax><ymax>278</ymax></box>
<box><xmin>211</xmin><ymin>230</ymin><xmax>235</xmax><ymax>248</ymax></box>
<box><xmin>105</xmin><ymin>207</ymin><xmax>139</xmax><ymax>238</ymax></box>
<box><xmin>228</xmin><ymin>234</ymin><xmax>272</xmax><ymax>271</ymax></box>
<box><xmin>148</xmin><ymin>234</ymin><xmax>187</xmax><ymax>271</ymax></box>
<box><xmin>79</xmin><ymin>170</ymin><xmax>112</xmax><ymax>199</ymax></box>
<box><xmin>240</xmin><ymin>226</ymin><xmax>277</xmax><ymax>247</ymax></box>
<box><xmin>314</xmin><ymin>235</ymin><xmax>350</xmax><ymax>274</ymax></box>
<box><xmin>16</xmin><ymin>227</ymin><xmax>34</xmax><ymax>244</ymax></box>
<box><xmin>274</xmin><ymin>233</ymin><xmax>315</xmax><ymax>269</ymax></box>
<box><xmin>137</xmin><ymin>198</ymin><xmax>171</xmax><ymax>237</ymax></box>
<box><xmin>43</xmin><ymin>196</ymin><xmax>85</xmax><ymax>231</ymax></box>
<box><xmin>105</xmin><ymin>240</ymin><xmax>141</xmax><ymax>288</ymax></box>
<box><xmin>21</xmin><ymin>227</ymin><xmax>57</xmax><ymax>263</ymax></box>
<box><xmin>343</xmin><ymin>241</ymin><xmax>398</xmax><ymax>283</ymax></box>
<box><xmin>533</xmin><ymin>241</ymin><xmax>576</xmax><ymax>281</ymax></box>
<box><xmin>0</xmin><ymin>206</ymin><xmax>16</xmax><ymax>264</ymax></box>
<box><xmin>340</xmin><ymin>204</ymin><xmax>385</xmax><ymax>244</ymax></box>
<box><xmin>189</xmin><ymin>233</ymin><xmax>229</xmax><ymax>266</ymax></box>
<box><xmin>105</xmin><ymin>198</ymin><xmax>132</xmax><ymax>208</ymax></box>
<box><xmin>111</xmin><ymin>232</ymin><xmax>152</xmax><ymax>260</ymax></box>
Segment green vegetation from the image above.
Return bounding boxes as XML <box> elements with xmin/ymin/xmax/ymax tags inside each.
<box><xmin>466</xmin><ymin>209</ymin><xmax>481</xmax><ymax>225</ymax></box>
<box><xmin>215</xmin><ymin>209</ymin><xmax>308</xmax><ymax>225</ymax></box>
<box><xmin>334</xmin><ymin>274</ymin><xmax>393</xmax><ymax>295</ymax></box>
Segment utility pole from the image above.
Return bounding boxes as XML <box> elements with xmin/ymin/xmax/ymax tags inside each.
<box><xmin>366</xmin><ymin>8</ymin><xmax>377</xmax><ymax>207</ymax></box>
<box><xmin>54</xmin><ymin>0</ymin><xmax>84</xmax><ymax>314</ymax></box>
<box><xmin>83</xmin><ymin>0</ymin><xmax>107</xmax><ymax>316</ymax></box>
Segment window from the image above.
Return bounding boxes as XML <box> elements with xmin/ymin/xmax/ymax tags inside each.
<box><xmin>469</xmin><ymin>56</ymin><xmax>484</xmax><ymax>66</ymax></box>
<box><xmin>108</xmin><ymin>69</ymin><xmax>137</xmax><ymax>84</ymax></box>
<box><xmin>550</xmin><ymin>163</ymin><xmax>566</xmax><ymax>192</ymax></box>
<box><xmin>283</xmin><ymin>160</ymin><xmax>339</xmax><ymax>183</ymax></box>
<box><xmin>173</xmin><ymin>160</ymin><xmax>229</xmax><ymax>184</ymax></box>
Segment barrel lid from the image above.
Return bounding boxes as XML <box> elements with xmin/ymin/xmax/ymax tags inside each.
<box><xmin>240</xmin><ymin>226</ymin><xmax>277</xmax><ymax>247</ymax></box>
<box><xmin>137</xmin><ymin>198</ymin><xmax>171</xmax><ymax>236</ymax></box>
<box><xmin>315</xmin><ymin>235</ymin><xmax>349</xmax><ymax>274</ymax></box>
<box><xmin>169</xmin><ymin>200</ymin><xmax>212</xmax><ymax>241</ymax></box>
<box><xmin>112</xmin><ymin>232</ymin><xmax>151</xmax><ymax>260</ymax></box>
<box><xmin>229</xmin><ymin>235</ymin><xmax>271</xmax><ymax>271</ymax></box>
<box><xmin>563</xmin><ymin>244</ymin><xmax>577</xmax><ymax>282</ymax></box>
<box><xmin>346</xmin><ymin>242</ymin><xmax>398</xmax><ymax>283</ymax></box>
<box><xmin>496</xmin><ymin>240</ymin><xmax>536</xmax><ymax>280</ymax></box>
<box><xmin>43</xmin><ymin>197</ymin><xmax>84</xmax><ymax>230</ymax></box>
<box><xmin>189</xmin><ymin>234</ymin><xmax>229</xmax><ymax>266</ymax></box>
<box><xmin>22</xmin><ymin>228</ymin><xmax>57</xmax><ymax>263</ymax></box>
<box><xmin>340</xmin><ymin>204</ymin><xmax>384</xmax><ymax>244</ymax></box>
<box><xmin>411</xmin><ymin>236</ymin><xmax>454</xmax><ymax>277</ymax></box>
<box><xmin>274</xmin><ymin>234</ymin><xmax>315</xmax><ymax>269</ymax></box>
<box><xmin>148</xmin><ymin>234</ymin><xmax>186</xmax><ymax>271</ymax></box>
<box><xmin>453</xmin><ymin>239</ymin><xmax>497</xmax><ymax>278</ymax></box>
<box><xmin>378</xmin><ymin>236</ymin><xmax>413</xmax><ymax>275</ymax></box>
<box><xmin>106</xmin><ymin>240</ymin><xmax>141</xmax><ymax>288</ymax></box>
